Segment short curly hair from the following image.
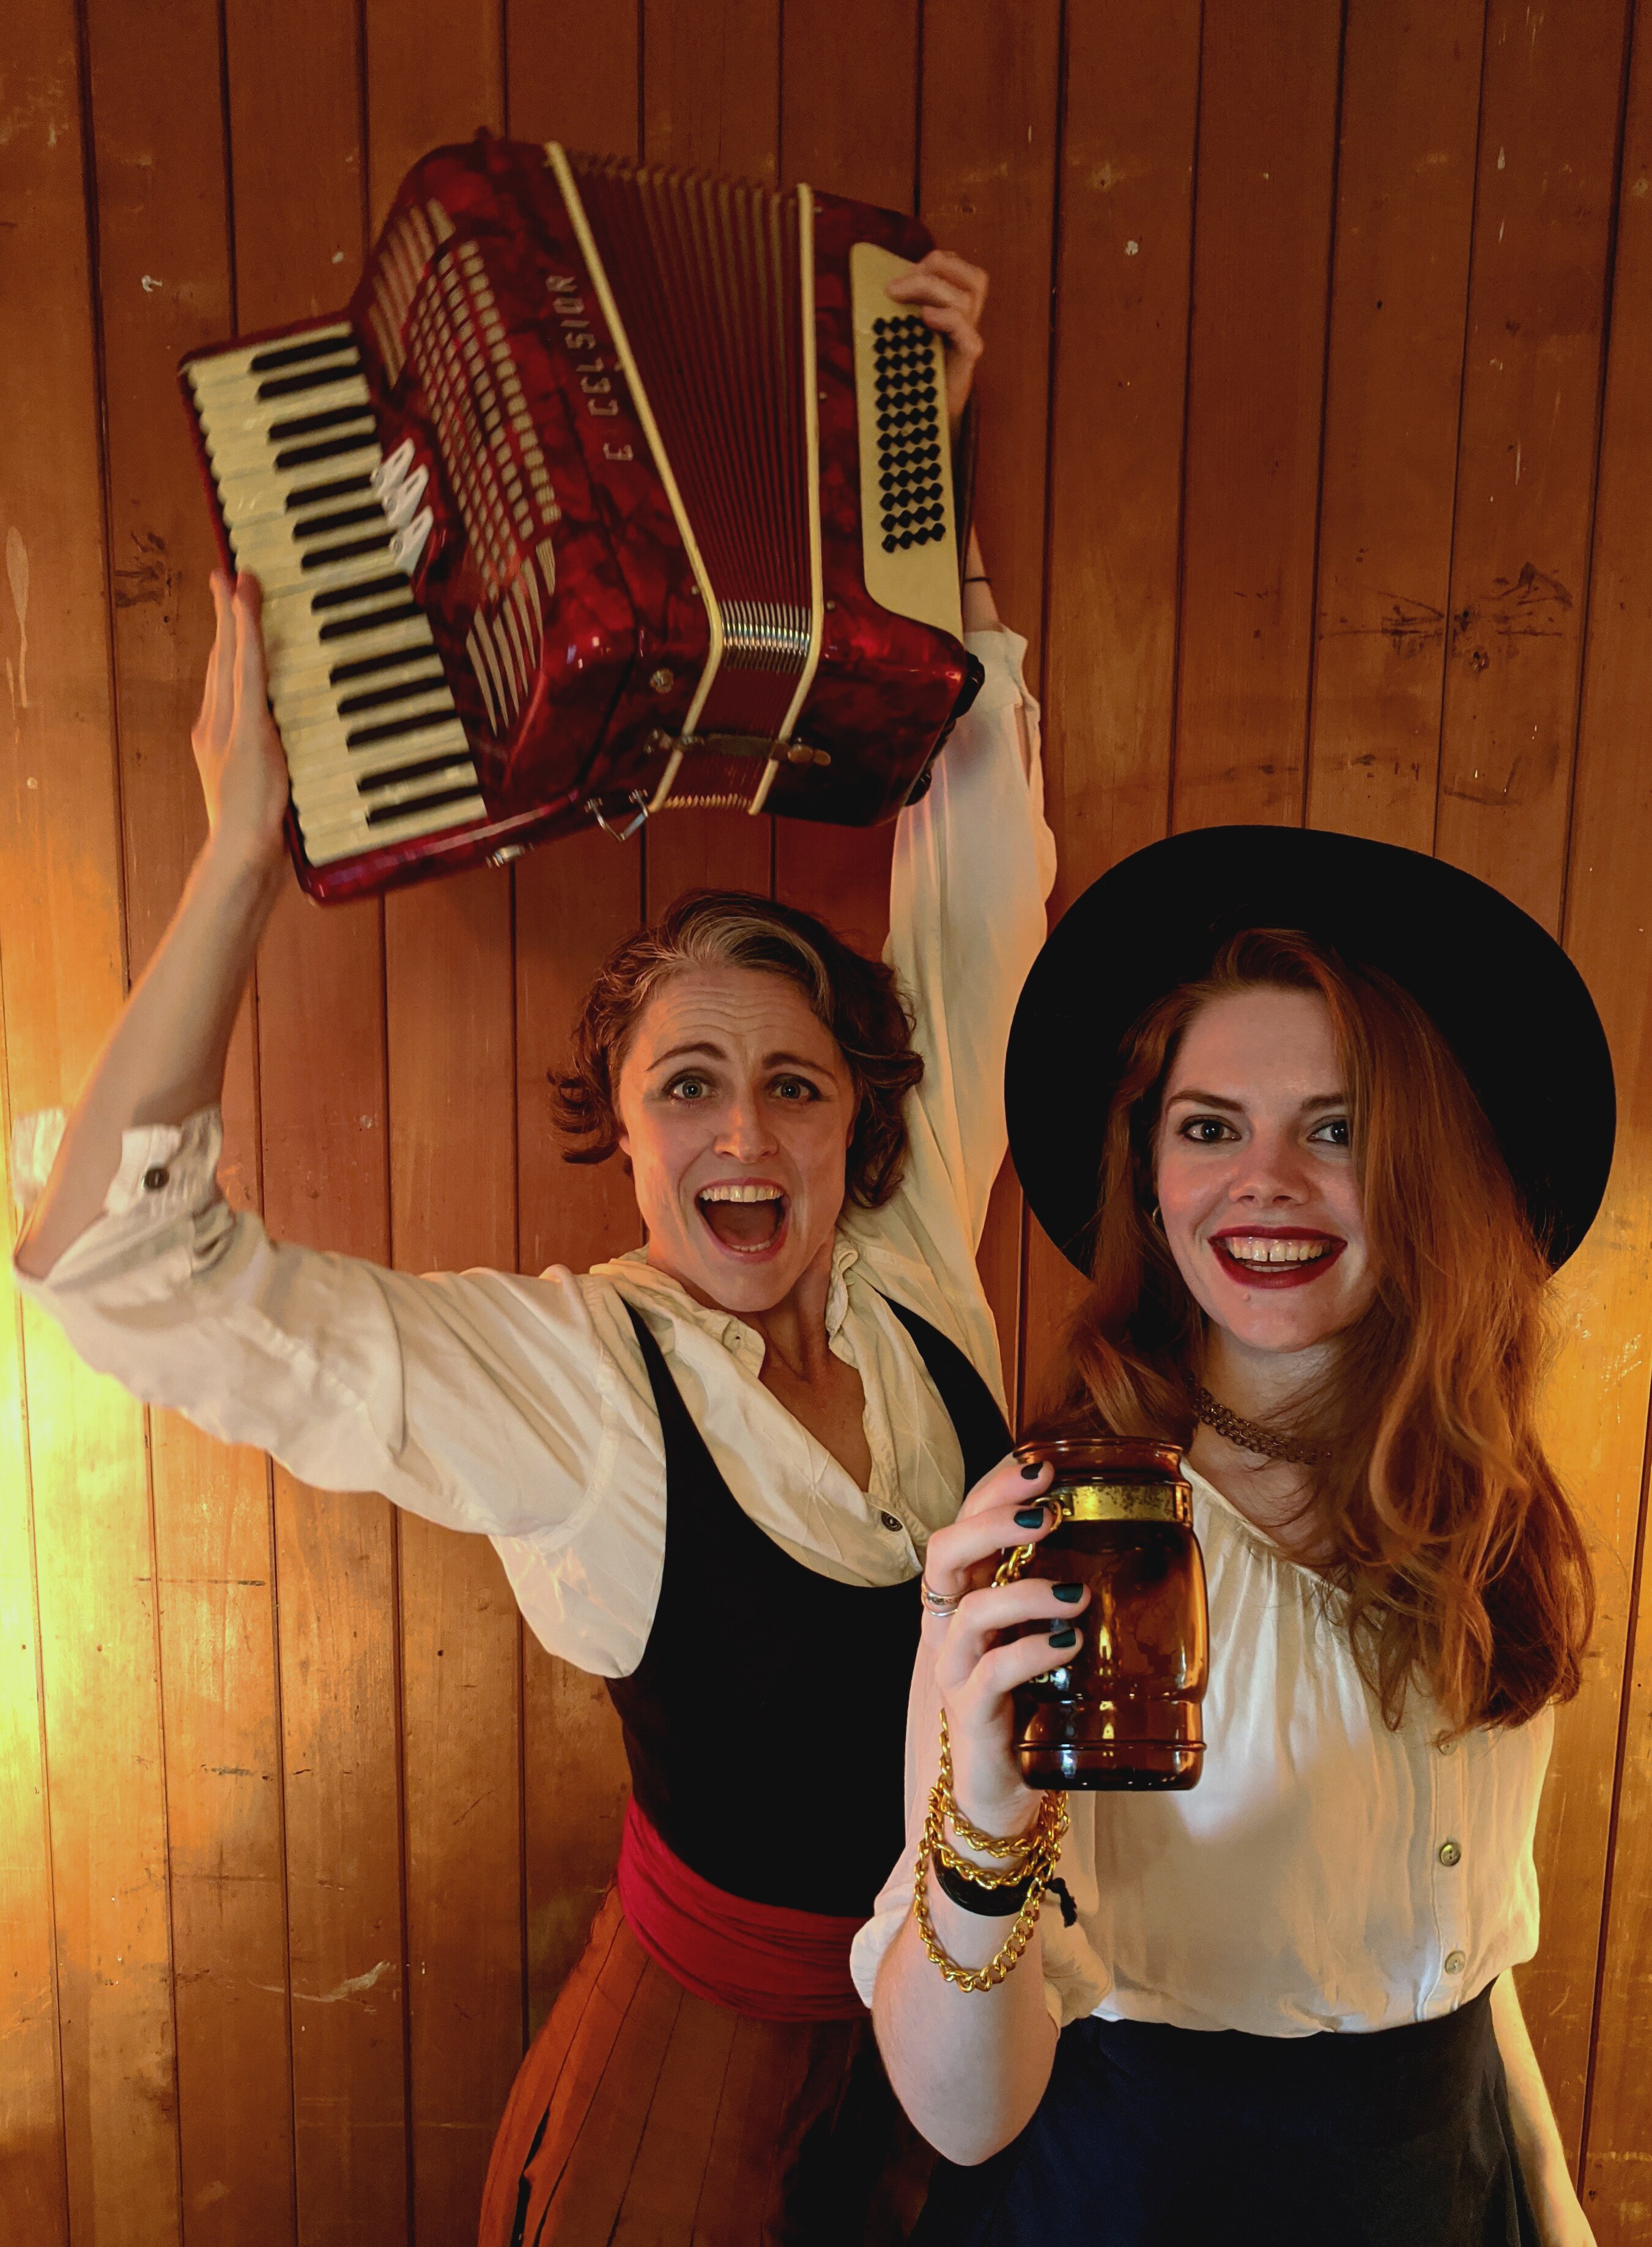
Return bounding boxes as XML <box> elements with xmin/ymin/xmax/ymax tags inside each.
<box><xmin>552</xmin><ymin>890</ymin><xmax>924</xmax><ymax>1209</ymax></box>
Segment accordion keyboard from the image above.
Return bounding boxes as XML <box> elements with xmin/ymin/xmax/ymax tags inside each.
<box><xmin>186</xmin><ymin>325</ymin><xmax>486</xmax><ymax>867</ymax></box>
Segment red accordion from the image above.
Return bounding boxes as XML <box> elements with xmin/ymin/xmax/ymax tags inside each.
<box><xmin>180</xmin><ymin>135</ymin><xmax>980</xmax><ymax>902</ymax></box>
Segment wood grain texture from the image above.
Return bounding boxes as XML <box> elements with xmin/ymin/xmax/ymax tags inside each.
<box><xmin>0</xmin><ymin>1007</ymin><xmax>68</xmax><ymax>2246</ymax></box>
<box><xmin>1172</xmin><ymin>0</ymin><xmax>1344</xmax><ymax>832</ymax></box>
<box><xmin>80</xmin><ymin>0</ymin><xmax>297</xmax><ymax>2235</ymax></box>
<box><xmin>0</xmin><ymin>0</ymin><xmax>183</xmax><ymax>2237</ymax></box>
<box><xmin>1306</xmin><ymin>0</ymin><xmax>1484</xmax><ymax>851</ymax></box>
<box><xmin>221</xmin><ymin>1</ymin><xmax>410</xmax><ymax>2237</ymax></box>
<box><xmin>506</xmin><ymin>0</ymin><xmax>642</xmax><ymax>152</ymax></box>
<box><xmin>1559</xmin><ymin>8</ymin><xmax>1652</xmax><ymax>2223</ymax></box>
<box><xmin>1432</xmin><ymin>0</ymin><xmax>1631</xmax><ymax>928</ymax></box>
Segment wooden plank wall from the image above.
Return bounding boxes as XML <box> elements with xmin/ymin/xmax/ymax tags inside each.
<box><xmin>2</xmin><ymin>0</ymin><xmax>1651</xmax><ymax>2238</ymax></box>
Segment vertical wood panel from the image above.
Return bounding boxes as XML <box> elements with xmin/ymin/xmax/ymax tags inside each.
<box><xmin>81</xmin><ymin>0</ymin><xmax>298</xmax><ymax>2234</ymax></box>
<box><xmin>1172</xmin><ymin>0</ymin><xmax>1344</xmax><ymax>832</ymax></box>
<box><xmin>1557</xmin><ymin>7</ymin><xmax>1652</xmax><ymax>2222</ymax></box>
<box><xmin>0</xmin><ymin>1013</ymin><xmax>69</xmax><ymax>2243</ymax></box>
<box><xmin>221</xmin><ymin>2</ymin><xmax>410</xmax><ymax>2237</ymax></box>
<box><xmin>362</xmin><ymin>9</ymin><xmax>525</xmax><ymax>2235</ymax></box>
<box><xmin>1305</xmin><ymin>0</ymin><xmax>1484</xmax><ymax>851</ymax></box>
<box><xmin>1021</xmin><ymin>0</ymin><xmax>1203</xmax><ymax>1409</ymax></box>
<box><xmin>506</xmin><ymin>12</ymin><xmax>643</xmax><ymax>2037</ymax></box>
<box><xmin>0</xmin><ymin>0</ymin><xmax>184</xmax><ymax>2237</ymax></box>
<box><xmin>1432</xmin><ymin>0</ymin><xmax>1629</xmax><ymax>930</ymax></box>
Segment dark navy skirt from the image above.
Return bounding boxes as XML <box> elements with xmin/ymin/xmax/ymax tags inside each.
<box><xmin>913</xmin><ymin>1985</ymin><xmax>1538</xmax><ymax>2247</ymax></box>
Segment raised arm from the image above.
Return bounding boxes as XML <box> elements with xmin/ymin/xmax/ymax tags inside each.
<box><xmin>878</xmin><ymin>256</ymin><xmax>1058</xmax><ymax>1262</ymax></box>
<box><xmin>17</xmin><ymin>573</ymin><xmax>289</xmax><ymax>1278</ymax></box>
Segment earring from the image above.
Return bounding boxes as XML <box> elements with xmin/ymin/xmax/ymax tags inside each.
<box><xmin>1149</xmin><ymin>1202</ymin><xmax>1165</xmax><ymax>1232</ymax></box>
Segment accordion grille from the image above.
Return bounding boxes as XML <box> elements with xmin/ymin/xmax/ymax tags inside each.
<box><xmin>570</xmin><ymin>157</ymin><xmax>812</xmax><ymax>741</ymax></box>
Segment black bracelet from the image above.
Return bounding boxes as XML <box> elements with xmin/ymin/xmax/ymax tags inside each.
<box><xmin>963</xmin><ymin>574</ymin><xmax>990</xmax><ymax>585</ymax></box>
<box><xmin>931</xmin><ymin>1851</ymin><xmax>1033</xmax><ymax>1917</ymax></box>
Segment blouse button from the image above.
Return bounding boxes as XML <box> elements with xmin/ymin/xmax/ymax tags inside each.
<box><xmin>1438</xmin><ymin>1839</ymin><xmax>1462</xmax><ymax>1868</ymax></box>
<box><xmin>141</xmin><ymin>1166</ymin><xmax>170</xmax><ymax>1192</ymax></box>
<box><xmin>1443</xmin><ymin>1949</ymin><xmax>1466</xmax><ymax>1975</ymax></box>
<box><xmin>879</xmin><ymin>1511</ymin><xmax>902</xmax><ymax>1533</ymax></box>
<box><xmin>1437</xmin><ymin>1736</ymin><xmax>1458</xmax><ymax>1756</ymax></box>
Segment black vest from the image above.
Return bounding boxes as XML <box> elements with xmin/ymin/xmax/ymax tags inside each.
<box><xmin>607</xmin><ymin>1295</ymin><xmax>1010</xmax><ymax>1917</ymax></box>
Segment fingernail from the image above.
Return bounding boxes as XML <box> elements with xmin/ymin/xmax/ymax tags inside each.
<box><xmin>1020</xmin><ymin>1462</ymin><xmax>1046</xmax><ymax>1481</ymax></box>
<box><xmin>1013</xmin><ymin>1507</ymin><xmax>1047</xmax><ymax>1530</ymax></box>
<box><xmin>1047</xmin><ymin>1626</ymin><xmax>1078</xmax><ymax>1649</ymax></box>
<box><xmin>1053</xmin><ymin>1582</ymin><xmax>1084</xmax><ymax>1604</ymax></box>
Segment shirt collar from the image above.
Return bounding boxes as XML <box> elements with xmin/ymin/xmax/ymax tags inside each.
<box><xmin>594</xmin><ymin>1232</ymin><xmax>864</xmax><ymax>1350</ymax></box>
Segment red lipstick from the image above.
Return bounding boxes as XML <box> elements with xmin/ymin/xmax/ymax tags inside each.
<box><xmin>1208</xmin><ymin>1226</ymin><xmax>1346</xmax><ymax>1291</ymax></box>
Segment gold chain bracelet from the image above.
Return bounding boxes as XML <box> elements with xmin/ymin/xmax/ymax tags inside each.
<box><xmin>913</xmin><ymin>1712</ymin><xmax>1068</xmax><ymax>1992</ymax></box>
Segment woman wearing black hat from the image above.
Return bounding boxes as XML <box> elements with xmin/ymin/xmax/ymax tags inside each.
<box><xmin>852</xmin><ymin>828</ymin><xmax>1610</xmax><ymax>2246</ymax></box>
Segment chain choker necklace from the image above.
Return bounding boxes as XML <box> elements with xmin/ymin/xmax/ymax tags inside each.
<box><xmin>1190</xmin><ymin>1383</ymin><xmax>1328</xmax><ymax>1467</ymax></box>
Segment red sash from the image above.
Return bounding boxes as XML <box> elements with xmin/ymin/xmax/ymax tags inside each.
<box><xmin>615</xmin><ymin>1797</ymin><xmax>869</xmax><ymax>2023</ymax></box>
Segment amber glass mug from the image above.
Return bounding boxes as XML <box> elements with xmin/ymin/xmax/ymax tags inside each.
<box><xmin>1008</xmin><ymin>1437</ymin><xmax>1209</xmax><ymax>1790</ymax></box>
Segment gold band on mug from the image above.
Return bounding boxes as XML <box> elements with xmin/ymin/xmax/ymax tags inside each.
<box><xmin>1053</xmin><ymin>1480</ymin><xmax>1192</xmax><ymax>1525</ymax></box>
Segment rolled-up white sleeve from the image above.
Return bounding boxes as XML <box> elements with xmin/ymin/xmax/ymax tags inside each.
<box><xmin>12</xmin><ymin>1106</ymin><xmax>613</xmax><ymax>1543</ymax></box>
<box><xmin>887</xmin><ymin>627</ymin><xmax>1056</xmax><ymax>1254</ymax></box>
<box><xmin>850</xmin><ymin>1612</ymin><xmax>1112</xmax><ymax>2029</ymax></box>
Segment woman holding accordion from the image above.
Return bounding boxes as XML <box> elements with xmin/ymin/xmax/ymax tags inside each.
<box><xmin>14</xmin><ymin>251</ymin><xmax>1054</xmax><ymax>2245</ymax></box>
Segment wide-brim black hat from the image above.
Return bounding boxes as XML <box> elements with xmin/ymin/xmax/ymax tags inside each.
<box><xmin>1006</xmin><ymin>826</ymin><xmax>1615</xmax><ymax>1274</ymax></box>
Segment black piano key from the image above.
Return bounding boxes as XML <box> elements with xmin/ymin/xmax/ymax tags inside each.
<box><xmin>275</xmin><ymin>432</ymin><xmax>380</xmax><ymax>471</ymax></box>
<box><xmin>294</xmin><ymin>503</ymin><xmax>386</xmax><ymax>541</ymax></box>
<box><xmin>317</xmin><ymin>599</ymin><xmax>421</xmax><ymax>642</ymax></box>
<box><xmin>347</xmin><ymin>705</ymin><xmax>459</xmax><ymax>750</ymax></box>
<box><xmin>311</xmin><ymin>572</ymin><xmax>407</xmax><ymax>613</ymax></box>
<box><xmin>286</xmin><ymin>473</ymin><xmax>375</xmax><ymax>512</ymax></box>
<box><xmin>335</xmin><ymin>669</ymin><xmax>447</xmax><ymax>717</ymax></box>
<box><xmin>256</xmin><ymin>358</ymin><xmax>363</xmax><ymax>401</ymax></box>
<box><xmin>267</xmin><ymin>404</ymin><xmax>376</xmax><ymax>443</ymax></box>
<box><xmin>365</xmin><ymin>782</ymin><xmax>480</xmax><ymax>827</ymax></box>
<box><xmin>248</xmin><ymin>333</ymin><xmax>359</xmax><ymax>375</ymax></box>
<box><xmin>301</xmin><ymin>531</ymin><xmax>392</xmax><ymax>571</ymax></box>
<box><xmin>329</xmin><ymin>643</ymin><xmax>438</xmax><ymax>686</ymax></box>
<box><xmin>360</xmin><ymin>758</ymin><xmax>474</xmax><ymax>800</ymax></box>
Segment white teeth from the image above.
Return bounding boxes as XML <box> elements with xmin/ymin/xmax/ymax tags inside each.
<box><xmin>697</xmin><ymin>1183</ymin><xmax>785</xmax><ymax>1204</ymax></box>
<box><xmin>1221</xmin><ymin>1237</ymin><xmax>1333</xmax><ymax>1265</ymax></box>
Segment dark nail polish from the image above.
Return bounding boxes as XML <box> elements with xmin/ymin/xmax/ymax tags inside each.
<box><xmin>1047</xmin><ymin>1626</ymin><xmax>1078</xmax><ymax>1649</ymax></box>
<box><xmin>1053</xmin><ymin>1582</ymin><xmax>1084</xmax><ymax>1603</ymax></box>
<box><xmin>1020</xmin><ymin>1462</ymin><xmax>1046</xmax><ymax>1480</ymax></box>
<box><xmin>1013</xmin><ymin>1507</ymin><xmax>1047</xmax><ymax>1530</ymax></box>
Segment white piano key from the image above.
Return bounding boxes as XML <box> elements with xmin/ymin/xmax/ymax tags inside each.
<box><xmin>273</xmin><ymin>653</ymin><xmax>448</xmax><ymax>727</ymax></box>
<box><xmin>283</xmin><ymin>713</ymin><xmax>466</xmax><ymax>787</ymax></box>
<box><xmin>201</xmin><ymin>374</ymin><xmax>369</xmax><ymax>441</ymax></box>
<box><xmin>301</xmin><ymin>790</ymin><xmax>488</xmax><ymax>867</ymax></box>
<box><xmin>300</xmin><ymin>768</ymin><xmax>480</xmax><ymax>840</ymax></box>
<box><xmin>186</xmin><ymin>326</ymin><xmax>355</xmax><ymax>396</ymax></box>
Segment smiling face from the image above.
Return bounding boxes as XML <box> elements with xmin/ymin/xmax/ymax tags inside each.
<box><xmin>614</xmin><ymin>964</ymin><xmax>856</xmax><ymax>1314</ymax></box>
<box><xmin>1153</xmin><ymin>985</ymin><xmax>1376</xmax><ymax>1358</ymax></box>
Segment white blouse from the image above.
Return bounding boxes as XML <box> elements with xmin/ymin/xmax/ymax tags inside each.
<box><xmin>850</xmin><ymin>1466</ymin><xmax>1552</xmax><ymax>2034</ymax></box>
<box><xmin>12</xmin><ymin>630</ymin><xmax>1054</xmax><ymax>1681</ymax></box>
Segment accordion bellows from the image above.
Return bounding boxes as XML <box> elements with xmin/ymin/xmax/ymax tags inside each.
<box><xmin>180</xmin><ymin>134</ymin><xmax>980</xmax><ymax>901</ymax></box>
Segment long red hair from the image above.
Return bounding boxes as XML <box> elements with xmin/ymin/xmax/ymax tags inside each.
<box><xmin>1035</xmin><ymin>928</ymin><xmax>1593</xmax><ymax>1733</ymax></box>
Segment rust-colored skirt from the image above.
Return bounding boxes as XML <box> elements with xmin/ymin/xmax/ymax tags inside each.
<box><xmin>478</xmin><ymin>1890</ymin><xmax>933</xmax><ymax>2246</ymax></box>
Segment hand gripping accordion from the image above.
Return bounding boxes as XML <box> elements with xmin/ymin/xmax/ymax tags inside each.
<box><xmin>179</xmin><ymin>135</ymin><xmax>983</xmax><ymax>901</ymax></box>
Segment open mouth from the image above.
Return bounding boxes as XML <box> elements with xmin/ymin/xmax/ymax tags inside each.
<box><xmin>695</xmin><ymin>1181</ymin><xmax>790</xmax><ymax>1258</ymax></box>
<box><xmin>1210</xmin><ymin>1231</ymin><xmax>1346</xmax><ymax>1290</ymax></box>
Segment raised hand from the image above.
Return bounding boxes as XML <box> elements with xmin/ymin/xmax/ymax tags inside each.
<box><xmin>191</xmin><ymin>571</ymin><xmax>291</xmax><ymax>872</ymax></box>
<box><xmin>884</xmin><ymin>250</ymin><xmax>988</xmax><ymax>437</ymax></box>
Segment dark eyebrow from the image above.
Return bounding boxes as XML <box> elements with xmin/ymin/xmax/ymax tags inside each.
<box><xmin>1165</xmin><ymin>1088</ymin><xmax>1346</xmax><ymax>1112</ymax></box>
<box><xmin>648</xmin><ymin>1041</ymin><xmax>727</xmax><ymax>1068</ymax></box>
